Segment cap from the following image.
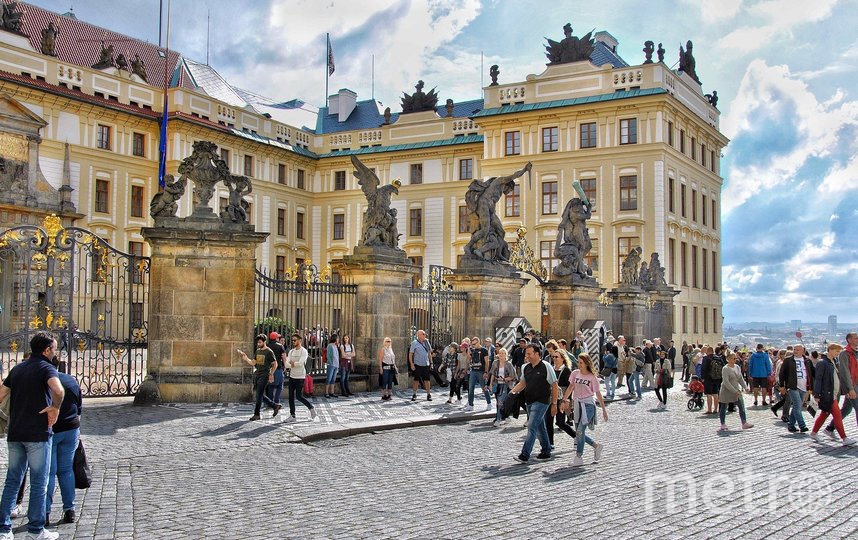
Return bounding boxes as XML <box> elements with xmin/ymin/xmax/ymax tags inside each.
<box><xmin>518</xmin><ymin>337</ymin><xmax>528</xmax><ymax>343</ymax></box>
<box><xmin>268</xmin><ymin>331</ymin><xmax>280</xmax><ymax>341</ymax></box>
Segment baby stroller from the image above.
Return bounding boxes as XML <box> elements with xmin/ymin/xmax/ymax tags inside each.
<box><xmin>687</xmin><ymin>376</ymin><xmax>704</xmax><ymax>410</ymax></box>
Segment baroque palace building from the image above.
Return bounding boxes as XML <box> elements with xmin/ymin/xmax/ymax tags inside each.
<box><xmin>0</xmin><ymin>1</ymin><xmax>727</xmax><ymax>344</ymax></box>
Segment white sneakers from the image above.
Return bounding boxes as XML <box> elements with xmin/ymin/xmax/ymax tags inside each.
<box><xmin>842</xmin><ymin>437</ymin><xmax>856</xmax><ymax>446</ymax></box>
<box><xmin>571</xmin><ymin>455</ymin><xmax>584</xmax><ymax>467</ymax></box>
<box><xmin>825</xmin><ymin>429</ymin><xmax>838</xmax><ymax>441</ymax></box>
<box><xmin>25</xmin><ymin>530</ymin><xmax>59</xmax><ymax>540</ymax></box>
<box><xmin>462</xmin><ymin>405</ymin><xmax>473</xmax><ymax>411</ymax></box>
<box><xmin>809</xmin><ymin>431</ymin><xmax>820</xmax><ymax>442</ymax></box>
<box><xmin>485</xmin><ymin>403</ymin><xmax>493</xmax><ymax>412</ymax></box>
<box><xmin>309</xmin><ymin>408</ymin><xmax>318</xmax><ymax>420</ymax></box>
<box><xmin>0</xmin><ymin>531</ymin><xmax>13</xmax><ymax>540</ymax></box>
<box><xmin>492</xmin><ymin>420</ymin><xmax>501</xmax><ymax>427</ymax></box>
<box><xmin>593</xmin><ymin>443</ymin><xmax>604</xmax><ymax>463</ymax></box>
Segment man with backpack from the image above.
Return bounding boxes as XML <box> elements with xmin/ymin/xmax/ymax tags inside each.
<box><xmin>700</xmin><ymin>346</ymin><xmax>723</xmax><ymax>415</ymax></box>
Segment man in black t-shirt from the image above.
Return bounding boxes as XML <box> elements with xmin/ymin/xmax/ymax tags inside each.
<box><xmin>240</xmin><ymin>334</ymin><xmax>279</xmax><ymax>420</ymax></box>
<box><xmin>265</xmin><ymin>332</ymin><xmax>287</xmax><ymax>414</ymax></box>
<box><xmin>465</xmin><ymin>337</ymin><xmax>491</xmax><ymax>411</ymax></box>
<box><xmin>508</xmin><ymin>344</ymin><xmax>558</xmax><ymax>462</ymax></box>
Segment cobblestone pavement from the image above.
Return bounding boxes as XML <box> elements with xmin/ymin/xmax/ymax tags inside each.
<box><xmin>2</xmin><ymin>385</ymin><xmax>858</xmax><ymax>539</ymax></box>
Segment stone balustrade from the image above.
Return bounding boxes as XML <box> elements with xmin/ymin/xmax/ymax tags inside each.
<box><xmin>358</xmin><ymin>130</ymin><xmax>382</xmax><ymax>143</ymax></box>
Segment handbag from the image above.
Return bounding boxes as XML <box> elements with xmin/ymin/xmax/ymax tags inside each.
<box><xmin>600</xmin><ymin>367</ymin><xmax>611</xmax><ymax>377</ymax></box>
<box><xmin>74</xmin><ymin>438</ymin><xmax>92</xmax><ymax>489</ymax></box>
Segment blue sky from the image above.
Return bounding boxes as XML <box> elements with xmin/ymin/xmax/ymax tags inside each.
<box><xmin>30</xmin><ymin>0</ymin><xmax>858</xmax><ymax>323</ymax></box>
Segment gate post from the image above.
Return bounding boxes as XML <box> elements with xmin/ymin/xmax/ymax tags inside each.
<box><xmin>137</xmin><ymin>226</ymin><xmax>268</xmax><ymax>404</ymax></box>
<box><xmin>608</xmin><ymin>287</ymin><xmax>648</xmax><ymax>346</ymax></box>
<box><xmin>444</xmin><ymin>272</ymin><xmax>528</xmax><ymax>342</ymax></box>
<box><xmin>544</xmin><ymin>282</ymin><xmax>601</xmax><ymax>339</ymax></box>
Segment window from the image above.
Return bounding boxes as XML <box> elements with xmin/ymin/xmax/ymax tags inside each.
<box><xmin>275</xmin><ymin>256</ymin><xmax>286</xmax><ymax>280</ymax></box>
<box><xmin>693</xmin><ymin>306</ymin><xmax>699</xmax><ymax>334</ymax></box>
<box><xmin>96</xmin><ymin>124</ymin><xmax>111</xmax><ymax>150</ymax></box>
<box><xmin>220</xmin><ymin>148</ymin><xmax>230</xmax><ymax>170</ymax></box>
<box><xmin>711</xmin><ymin>200</ymin><xmax>717</xmax><ymax>230</ymax></box>
<box><xmin>334</xmin><ymin>171</ymin><xmax>346</xmax><ymax>191</ymax></box>
<box><xmin>713</xmin><ymin>309</ymin><xmax>719</xmax><ymax>334</ymax></box>
<box><xmin>244</xmin><ymin>155</ymin><xmax>253</xmax><ymax>176</ymax></box>
<box><xmin>580</xmin><ymin>122</ymin><xmax>597</xmax><ymax>149</ymax></box>
<box><xmin>667</xmin><ymin>121</ymin><xmax>674</xmax><ymax>146</ymax></box>
<box><xmin>585</xmin><ymin>239</ymin><xmax>599</xmax><ymax>273</ymax></box>
<box><xmin>712</xmin><ymin>251</ymin><xmax>719</xmax><ymax>291</ymax></box>
<box><xmin>296</xmin><ymin>211</ymin><xmax>305</xmax><ymax>240</ymax></box>
<box><xmin>620</xmin><ymin>118</ymin><xmax>637</xmax><ymax>145</ymax></box>
<box><xmin>95</xmin><ymin>179</ymin><xmax>109</xmax><ymax>213</ymax></box>
<box><xmin>297</xmin><ymin>169</ymin><xmax>305</xmax><ymax>190</ymax></box>
<box><xmin>701</xmin><ymin>145</ymin><xmax>706</xmax><ymax>167</ymax></box>
<box><xmin>542</xmin><ymin>127</ymin><xmax>558</xmax><ymax>152</ymax></box>
<box><xmin>680</xmin><ymin>130</ymin><xmax>685</xmax><ymax>153</ymax></box>
<box><xmin>458</xmin><ymin>205</ymin><xmax>469</xmax><ymax>234</ymax></box>
<box><xmin>278</xmin><ymin>164</ymin><xmax>286</xmax><ymax>185</ymax></box>
<box><xmin>691</xmin><ymin>137</ymin><xmax>696</xmax><ymax>160</ymax></box>
<box><xmin>505</xmin><ymin>183</ymin><xmax>520</xmax><ymax>217</ymax></box>
<box><xmin>619</xmin><ymin>175</ymin><xmax>637</xmax><ymax>211</ymax></box>
<box><xmin>332</xmin><ymin>213</ymin><xmax>344</xmax><ymax>240</ymax></box>
<box><xmin>668</xmin><ymin>238</ymin><xmax>676</xmax><ymax>284</ymax></box>
<box><xmin>668</xmin><ymin>178</ymin><xmax>675</xmax><ymax>213</ymax></box>
<box><xmin>680</xmin><ymin>184</ymin><xmax>687</xmax><ymax>218</ymax></box>
<box><xmin>691</xmin><ymin>245</ymin><xmax>699</xmax><ymax>288</ymax></box>
<box><xmin>131</xmin><ymin>302</ymin><xmax>144</xmax><ymax>328</ymax></box>
<box><xmin>702</xmin><ymin>248</ymin><xmax>708</xmax><ymax>289</ymax></box>
<box><xmin>704</xmin><ymin>308</ymin><xmax>709</xmax><ymax>334</ymax></box>
<box><xmin>681</xmin><ymin>241</ymin><xmax>688</xmax><ymax>286</ymax></box>
<box><xmin>132</xmin><ymin>132</ymin><xmax>145</xmax><ymax>157</ymax></box>
<box><xmin>702</xmin><ymin>195</ymin><xmax>708</xmax><ymax>226</ymax></box>
<box><xmin>408</xmin><ymin>256</ymin><xmax>423</xmax><ymax>288</ymax></box>
<box><xmin>130</xmin><ymin>185</ymin><xmax>144</xmax><ymax>218</ymax></box>
<box><xmin>505</xmin><ymin>131</ymin><xmax>520</xmax><ymax>156</ymax></box>
<box><xmin>691</xmin><ymin>189</ymin><xmax>697</xmax><ymax>222</ymax></box>
<box><xmin>710</xmin><ymin>150</ymin><xmax>716</xmax><ymax>172</ymax></box>
<box><xmin>459</xmin><ymin>158</ymin><xmax>473</xmax><ymax>180</ymax></box>
<box><xmin>540</xmin><ymin>240</ymin><xmax>558</xmax><ymax>272</ymax></box>
<box><xmin>128</xmin><ymin>241</ymin><xmax>144</xmax><ymax>284</ymax></box>
<box><xmin>409</xmin><ymin>208</ymin><xmax>423</xmax><ymax>236</ymax></box>
<box><xmin>541</xmin><ymin>181</ymin><xmax>558</xmax><ymax>215</ymax></box>
<box><xmin>580</xmin><ymin>178</ymin><xmax>597</xmax><ymax>212</ymax></box>
<box><xmin>682</xmin><ymin>306</ymin><xmax>688</xmax><ymax>333</ymax></box>
<box><xmin>277</xmin><ymin>208</ymin><xmax>286</xmax><ymax>236</ymax></box>
<box><xmin>410</xmin><ymin>163</ymin><xmax>423</xmax><ymax>184</ymax></box>
<box><xmin>617</xmin><ymin>237</ymin><xmax>638</xmax><ymax>278</ymax></box>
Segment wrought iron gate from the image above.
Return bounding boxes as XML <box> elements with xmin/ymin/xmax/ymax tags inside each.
<box><xmin>409</xmin><ymin>266</ymin><xmax>467</xmax><ymax>347</ymax></box>
<box><xmin>0</xmin><ymin>214</ymin><xmax>149</xmax><ymax>396</ymax></box>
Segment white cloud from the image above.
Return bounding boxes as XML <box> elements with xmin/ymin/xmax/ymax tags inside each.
<box><xmin>819</xmin><ymin>154</ymin><xmax>858</xmax><ymax>193</ymax></box>
<box><xmin>722</xmin><ymin>265</ymin><xmax>763</xmax><ymax>292</ymax></box>
<box><xmin>680</xmin><ymin>0</ymin><xmax>743</xmax><ymax>22</ymax></box>
<box><xmin>718</xmin><ymin>0</ymin><xmax>839</xmax><ymax>53</ymax></box>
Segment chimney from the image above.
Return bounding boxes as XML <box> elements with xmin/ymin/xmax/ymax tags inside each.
<box><xmin>594</xmin><ymin>31</ymin><xmax>619</xmax><ymax>53</ymax></box>
<box><xmin>337</xmin><ymin>88</ymin><xmax>357</xmax><ymax>122</ymax></box>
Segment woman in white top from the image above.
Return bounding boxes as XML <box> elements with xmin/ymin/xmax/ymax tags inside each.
<box><xmin>488</xmin><ymin>348</ymin><xmax>519</xmax><ymax>427</ymax></box>
<box><xmin>378</xmin><ymin>337</ymin><xmax>396</xmax><ymax>401</ymax></box>
<box><xmin>339</xmin><ymin>335</ymin><xmax>356</xmax><ymax>397</ymax></box>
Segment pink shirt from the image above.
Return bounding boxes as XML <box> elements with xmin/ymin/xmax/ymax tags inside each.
<box><xmin>568</xmin><ymin>369</ymin><xmax>599</xmax><ymax>400</ymax></box>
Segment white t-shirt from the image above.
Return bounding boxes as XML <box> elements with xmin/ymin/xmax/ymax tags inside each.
<box><xmin>795</xmin><ymin>357</ymin><xmax>807</xmax><ymax>392</ymax></box>
<box><xmin>288</xmin><ymin>346</ymin><xmax>308</xmax><ymax>378</ymax></box>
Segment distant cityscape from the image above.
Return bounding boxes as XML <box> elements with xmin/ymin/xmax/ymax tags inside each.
<box><xmin>722</xmin><ymin>316</ymin><xmax>855</xmax><ymax>351</ymax></box>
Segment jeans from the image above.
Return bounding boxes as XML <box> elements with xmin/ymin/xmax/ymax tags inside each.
<box><xmin>605</xmin><ymin>372</ymin><xmax>617</xmax><ymax>398</ymax></box>
<box><xmin>381</xmin><ymin>368</ymin><xmax>395</xmax><ymax>390</ymax></box>
<box><xmin>628</xmin><ymin>371</ymin><xmax>642</xmax><ymax>398</ymax></box>
<box><xmin>718</xmin><ymin>398</ymin><xmax>748</xmax><ymax>425</ymax></box>
<box><xmin>46</xmin><ymin>428</ymin><xmax>79</xmax><ymax>516</ymax></box>
<box><xmin>468</xmin><ymin>371</ymin><xmax>491</xmax><ymax>407</ymax></box>
<box><xmin>287</xmin><ymin>377</ymin><xmax>314</xmax><ymax>416</ymax></box>
<box><xmin>266</xmin><ymin>368</ymin><xmax>284</xmax><ymax>404</ymax></box>
<box><xmin>339</xmin><ymin>367</ymin><xmax>351</xmax><ymax>395</ymax></box>
<box><xmin>788</xmin><ymin>389</ymin><xmax>807</xmax><ymax>429</ymax></box>
<box><xmin>574</xmin><ymin>402</ymin><xmax>596</xmax><ymax>455</ymax></box>
<box><xmin>494</xmin><ymin>385</ymin><xmax>509</xmax><ymax>422</ymax></box>
<box><xmin>520</xmin><ymin>401</ymin><xmax>551</xmax><ymax>458</ymax></box>
<box><xmin>254</xmin><ymin>376</ymin><xmax>278</xmax><ymax>415</ymax></box>
<box><xmin>325</xmin><ymin>364</ymin><xmax>338</xmax><ymax>386</ymax></box>
<box><xmin>0</xmin><ymin>439</ymin><xmax>52</xmax><ymax>534</ymax></box>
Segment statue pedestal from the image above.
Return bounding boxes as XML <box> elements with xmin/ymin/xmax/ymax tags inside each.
<box><xmin>136</xmin><ymin>226</ymin><xmax>268</xmax><ymax>404</ymax></box>
<box><xmin>445</xmin><ymin>271</ymin><xmax>528</xmax><ymax>341</ymax></box>
<box><xmin>336</xmin><ymin>256</ymin><xmax>418</xmax><ymax>388</ymax></box>
<box><xmin>609</xmin><ymin>286</ymin><xmax>648</xmax><ymax>346</ymax></box>
<box><xmin>544</xmin><ymin>282</ymin><xmax>601</xmax><ymax>339</ymax></box>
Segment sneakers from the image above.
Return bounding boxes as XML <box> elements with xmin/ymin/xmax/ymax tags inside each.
<box><xmin>10</xmin><ymin>504</ymin><xmax>22</xmax><ymax>518</ymax></box>
<box><xmin>825</xmin><ymin>429</ymin><xmax>838</xmax><ymax>441</ymax></box>
<box><xmin>718</xmin><ymin>425</ymin><xmax>728</xmax><ymax>432</ymax></box>
<box><xmin>456</xmin><ymin>398</ymin><xmax>462</xmax><ymax>404</ymax></box>
<box><xmin>514</xmin><ymin>454</ymin><xmax>529</xmax><ymax>463</ymax></box>
<box><xmin>742</xmin><ymin>423</ymin><xmax>754</xmax><ymax>430</ymax></box>
<box><xmin>248</xmin><ymin>414</ymin><xmax>261</xmax><ymax>421</ymax></box>
<box><xmin>272</xmin><ymin>404</ymin><xmax>281</xmax><ymax>417</ymax></box>
<box><xmin>284</xmin><ymin>415</ymin><xmax>297</xmax><ymax>423</ymax></box>
<box><xmin>800</xmin><ymin>426</ymin><xmax>809</xmax><ymax>433</ymax></box>
<box><xmin>411</xmin><ymin>394</ymin><xmax>417</xmax><ymax>402</ymax></box>
<box><xmin>593</xmin><ymin>443</ymin><xmax>604</xmax><ymax>463</ymax></box>
<box><xmin>535</xmin><ymin>452</ymin><xmax>551</xmax><ymax>460</ymax></box>
<box><xmin>485</xmin><ymin>403</ymin><xmax>493</xmax><ymax>412</ymax></box>
<box><xmin>25</xmin><ymin>530</ymin><xmax>59</xmax><ymax>540</ymax></box>
<box><xmin>463</xmin><ymin>405</ymin><xmax>473</xmax><ymax>411</ymax></box>
<box><xmin>842</xmin><ymin>437</ymin><xmax>856</xmax><ymax>446</ymax></box>
<box><xmin>787</xmin><ymin>425</ymin><xmax>798</xmax><ymax>433</ymax></box>
<box><xmin>810</xmin><ymin>431</ymin><xmax>820</xmax><ymax>442</ymax></box>
<box><xmin>0</xmin><ymin>531</ymin><xmax>12</xmax><ymax>540</ymax></box>
<box><xmin>427</xmin><ymin>394</ymin><xmax>432</xmax><ymax>401</ymax></box>
<box><xmin>571</xmin><ymin>455</ymin><xmax>584</xmax><ymax>467</ymax></box>
<box><xmin>62</xmin><ymin>509</ymin><xmax>75</xmax><ymax>524</ymax></box>
<box><xmin>309</xmin><ymin>408</ymin><xmax>318</xmax><ymax>420</ymax></box>
<box><xmin>445</xmin><ymin>399</ymin><xmax>453</xmax><ymax>404</ymax></box>
<box><xmin>492</xmin><ymin>420</ymin><xmax>501</xmax><ymax>427</ymax></box>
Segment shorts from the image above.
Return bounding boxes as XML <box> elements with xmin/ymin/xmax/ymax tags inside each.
<box><xmin>412</xmin><ymin>365</ymin><xmax>430</xmax><ymax>383</ymax></box>
<box><xmin>752</xmin><ymin>377</ymin><xmax>768</xmax><ymax>389</ymax></box>
<box><xmin>704</xmin><ymin>380</ymin><xmax>722</xmax><ymax>395</ymax></box>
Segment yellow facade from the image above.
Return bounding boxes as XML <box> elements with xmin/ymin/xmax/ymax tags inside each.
<box><xmin>0</xmin><ymin>27</ymin><xmax>726</xmax><ymax>345</ymax></box>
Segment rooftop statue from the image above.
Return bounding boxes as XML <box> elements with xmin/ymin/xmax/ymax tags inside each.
<box><xmin>352</xmin><ymin>155</ymin><xmax>402</xmax><ymax>250</ymax></box>
<box><xmin>552</xmin><ymin>188</ymin><xmax>595</xmax><ymax>284</ymax></box>
<box><xmin>678</xmin><ymin>40</ymin><xmax>700</xmax><ymax>84</ymax></box>
<box><xmin>489</xmin><ymin>64</ymin><xmax>500</xmax><ymax>86</ymax></box>
<box><xmin>40</xmin><ymin>21</ymin><xmax>58</xmax><ymax>57</ymax></box>
<box><xmin>92</xmin><ymin>41</ymin><xmax>115</xmax><ymax>70</ymax></box>
<box><xmin>705</xmin><ymin>90</ymin><xmax>719</xmax><ymax>108</ymax></box>
<box><xmin>0</xmin><ymin>2</ymin><xmax>24</xmax><ymax>35</ymax></box>
<box><xmin>620</xmin><ymin>246</ymin><xmax>643</xmax><ymax>286</ymax></box>
<box><xmin>400</xmin><ymin>80</ymin><xmax>439</xmax><ymax>113</ymax></box>
<box><xmin>463</xmin><ymin>162</ymin><xmax>532</xmax><ymax>265</ymax></box>
<box><xmin>643</xmin><ymin>41</ymin><xmax>654</xmax><ymax>64</ymax></box>
<box><xmin>130</xmin><ymin>54</ymin><xmax>147</xmax><ymax>82</ymax></box>
<box><xmin>115</xmin><ymin>53</ymin><xmax>128</xmax><ymax>71</ymax></box>
<box><xmin>657</xmin><ymin>42</ymin><xmax>665</xmax><ymax>63</ymax></box>
<box><xmin>545</xmin><ymin>23</ymin><xmax>595</xmax><ymax>65</ymax></box>
<box><xmin>149</xmin><ymin>174</ymin><xmax>186</xmax><ymax>218</ymax></box>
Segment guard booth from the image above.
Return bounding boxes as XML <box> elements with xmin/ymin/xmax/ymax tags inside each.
<box><xmin>494</xmin><ymin>316</ymin><xmax>533</xmax><ymax>353</ymax></box>
<box><xmin>580</xmin><ymin>320</ymin><xmax>611</xmax><ymax>358</ymax></box>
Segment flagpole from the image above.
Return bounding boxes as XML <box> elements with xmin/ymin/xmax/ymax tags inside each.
<box><xmin>371</xmin><ymin>54</ymin><xmax>375</xmax><ymax>101</ymax></box>
<box><xmin>325</xmin><ymin>33</ymin><xmax>330</xmax><ymax>109</ymax></box>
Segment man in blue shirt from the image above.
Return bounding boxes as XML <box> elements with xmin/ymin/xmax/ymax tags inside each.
<box><xmin>409</xmin><ymin>330</ymin><xmax>433</xmax><ymax>401</ymax></box>
<box><xmin>0</xmin><ymin>331</ymin><xmax>65</xmax><ymax>540</ymax></box>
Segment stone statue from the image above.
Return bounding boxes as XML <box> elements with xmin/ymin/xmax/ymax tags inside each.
<box><xmin>400</xmin><ymin>80</ymin><xmax>439</xmax><ymax>113</ymax></box>
<box><xmin>679</xmin><ymin>40</ymin><xmax>700</xmax><ymax>84</ymax></box>
<box><xmin>445</xmin><ymin>99</ymin><xmax>454</xmax><ymax>117</ymax></box>
<box><xmin>115</xmin><ymin>53</ymin><xmax>128</xmax><ymax>72</ymax></box>
<box><xmin>220</xmin><ymin>174</ymin><xmax>252</xmax><ymax>223</ymax></box>
<box><xmin>705</xmin><ymin>90</ymin><xmax>719</xmax><ymax>108</ymax></box>
<box><xmin>383</xmin><ymin>107</ymin><xmax>391</xmax><ymax>124</ymax></box>
<box><xmin>545</xmin><ymin>23</ymin><xmax>595</xmax><ymax>64</ymax></box>
<box><xmin>643</xmin><ymin>41</ymin><xmax>654</xmax><ymax>64</ymax></box>
<box><xmin>657</xmin><ymin>42</ymin><xmax>665</xmax><ymax>63</ymax></box>
<box><xmin>647</xmin><ymin>252</ymin><xmax>668</xmax><ymax>288</ymax></box>
<box><xmin>130</xmin><ymin>54</ymin><xmax>147</xmax><ymax>82</ymax></box>
<box><xmin>1</xmin><ymin>2</ymin><xmax>24</xmax><ymax>34</ymax></box>
<box><xmin>149</xmin><ymin>174</ymin><xmax>187</xmax><ymax>218</ymax></box>
<box><xmin>92</xmin><ymin>41</ymin><xmax>116</xmax><ymax>70</ymax></box>
<box><xmin>620</xmin><ymin>246</ymin><xmax>643</xmax><ymax>286</ymax></box>
<box><xmin>40</xmin><ymin>22</ymin><xmax>59</xmax><ymax>57</ymax></box>
<box><xmin>352</xmin><ymin>155</ymin><xmax>402</xmax><ymax>249</ymax></box>
<box><xmin>552</xmin><ymin>195</ymin><xmax>593</xmax><ymax>282</ymax></box>
<box><xmin>489</xmin><ymin>64</ymin><xmax>500</xmax><ymax>86</ymax></box>
<box><xmin>177</xmin><ymin>141</ymin><xmax>231</xmax><ymax>210</ymax></box>
<box><xmin>463</xmin><ymin>162</ymin><xmax>532</xmax><ymax>264</ymax></box>
<box><xmin>638</xmin><ymin>261</ymin><xmax>651</xmax><ymax>288</ymax></box>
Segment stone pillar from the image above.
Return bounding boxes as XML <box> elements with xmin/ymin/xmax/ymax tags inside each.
<box><xmin>137</xmin><ymin>226</ymin><xmax>268</xmax><ymax>403</ymax></box>
<box><xmin>650</xmin><ymin>286</ymin><xmax>681</xmax><ymax>342</ymax></box>
<box><xmin>444</xmin><ymin>272</ymin><xmax>528</xmax><ymax>341</ymax></box>
<box><xmin>609</xmin><ymin>287</ymin><xmax>648</xmax><ymax>345</ymax></box>
<box><xmin>335</xmin><ymin>256</ymin><xmax>418</xmax><ymax>389</ymax></box>
<box><xmin>544</xmin><ymin>283</ymin><xmax>601</xmax><ymax>339</ymax></box>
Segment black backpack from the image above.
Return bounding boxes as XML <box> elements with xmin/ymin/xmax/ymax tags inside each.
<box><xmin>709</xmin><ymin>356</ymin><xmax>724</xmax><ymax>380</ymax></box>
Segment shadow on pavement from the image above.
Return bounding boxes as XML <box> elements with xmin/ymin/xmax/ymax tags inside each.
<box><xmin>190</xmin><ymin>420</ymin><xmax>246</xmax><ymax>439</ymax></box>
<box><xmin>233</xmin><ymin>423</ymin><xmax>280</xmax><ymax>439</ymax></box>
<box><xmin>81</xmin><ymin>401</ymin><xmax>207</xmax><ymax>436</ymax></box>
<box><xmin>480</xmin><ymin>464</ymin><xmax>535</xmax><ymax>479</ymax></box>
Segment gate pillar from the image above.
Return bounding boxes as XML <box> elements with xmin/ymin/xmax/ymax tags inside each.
<box><xmin>544</xmin><ymin>282</ymin><xmax>601</xmax><ymax>339</ymax></box>
<box><xmin>335</xmin><ymin>256</ymin><xmax>418</xmax><ymax>389</ymax></box>
<box><xmin>137</xmin><ymin>226</ymin><xmax>268</xmax><ymax>404</ymax></box>
<box><xmin>444</xmin><ymin>272</ymin><xmax>528</xmax><ymax>343</ymax></box>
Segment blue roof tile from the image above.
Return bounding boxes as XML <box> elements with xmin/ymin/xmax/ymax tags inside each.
<box><xmin>591</xmin><ymin>40</ymin><xmax>628</xmax><ymax>68</ymax></box>
<box><xmin>315</xmin><ymin>98</ymin><xmax>484</xmax><ymax>135</ymax></box>
<box><xmin>472</xmin><ymin>88</ymin><xmax>667</xmax><ymax>119</ymax></box>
